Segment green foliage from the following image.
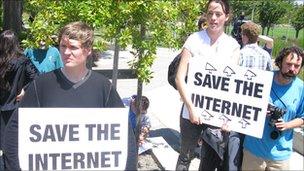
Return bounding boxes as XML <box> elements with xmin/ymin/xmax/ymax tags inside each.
<box><xmin>22</xmin><ymin>0</ymin><xmax>66</xmax><ymax>48</ymax></box>
<box><xmin>21</xmin><ymin>0</ymin><xmax>206</xmax><ymax>83</ymax></box>
<box><xmin>258</xmin><ymin>0</ymin><xmax>290</xmax><ymax>34</ymax></box>
<box><xmin>122</xmin><ymin>1</ymin><xmax>179</xmax><ymax>83</ymax></box>
<box><xmin>101</xmin><ymin>0</ymin><xmax>206</xmax><ymax>83</ymax></box>
<box><xmin>173</xmin><ymin>0</ymin><xmax>206</xmax><ymax>48</ymax></box>
<box><xmin>291</xmin><ymin>5</ymin><xmax>304</xmax><ymax>38</ymax></box>
<box><xmin>230</xmin><ymin>0</ymin><xmax>259</xmax><ymax>20</ymax></box>
<box><xmin>22</xmin><ymin>0</ymin><xmax>111</xmax><ymax>49</ymax></box>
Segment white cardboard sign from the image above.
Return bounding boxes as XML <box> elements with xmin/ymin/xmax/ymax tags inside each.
<box><xmin>19</xmin><ymin>108</ymin><xmax>128</xmax><ymax>170</ymax></box>
<box><xmin>182</xmin><ymin>58</ymin><xmax>273</xmax><ymax>138</ymax></box>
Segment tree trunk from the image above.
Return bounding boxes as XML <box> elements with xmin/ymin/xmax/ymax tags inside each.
<box><xmin>295</xmin><ymin>29</ymin><xmax>299</xmax><ymax>39</ymax></box>
<box><xmin>112</xmin><ymin>38</ymin><xmax>120</xmax><ymax>89</ymax></box>
<box><xmin>135</xmin><ymin>23</ymin><xmax>146</xmax><ymax>146</ymax></box>
<box><xmin>266</xmin><ymin>26</ymin><xmax>270</xmax><ymax>36</ymax></box>
<box><xmin>262</xmin><ymin>27</ymin><xmax>265</xmax><ymax>35</ymax></box>
<box><xmin>3</xmin><ymin>0</ymin><xmax>23</xmax><ymax>36</ymax></box>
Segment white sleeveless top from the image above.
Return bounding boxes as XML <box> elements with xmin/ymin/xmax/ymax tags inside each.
<box><xmin>183</xmin><ymin>29</ymin><xmax>239</xmax><ymax>62</ymax></box>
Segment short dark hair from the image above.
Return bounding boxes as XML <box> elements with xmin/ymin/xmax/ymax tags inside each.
<box><xmin>140</xmin><ymin>96</ymin><xmax>150</xmax><ymax>111</ymax></box>
<box><xmin>198</xmin><ymin>14</ymin><xmax>207</xmax><ymax>30</ymax></box>
<box><xmin>132</xmin><ymin>95</ymin><xmax>150</xmax><ymax>111</ymax></box>
<box><xmin>275</xmin><ymin>46</ymin><xmax>304</xmax><ymax>68</ymax></box>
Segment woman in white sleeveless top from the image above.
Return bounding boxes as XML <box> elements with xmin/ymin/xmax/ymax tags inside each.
<box><xmin>175</xmin><ymin>0</ymin><xmax>241</xmax><ymax>170</ymax></box>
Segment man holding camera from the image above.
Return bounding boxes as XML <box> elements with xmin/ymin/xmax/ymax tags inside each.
<box><xmin>242</xmin><ymin>46</ymin><xmax>304</xmax><ymax>170</ymax></box>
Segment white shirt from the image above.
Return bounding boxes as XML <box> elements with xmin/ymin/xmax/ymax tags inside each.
<box><xmin>183</xmin><ymin>30</ymin><xmax>240</xmax><ymax>63</ymax></box>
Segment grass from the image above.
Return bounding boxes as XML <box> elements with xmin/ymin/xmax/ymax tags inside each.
<box><xmin>268</xmin><ymin>25</ymin><xmax>304</xmax><ymax>58</ymax></box>
<box><xmin>268</xmin><ymin>26</ymin><xmax>304</xmax><ymax>81</ymax></box>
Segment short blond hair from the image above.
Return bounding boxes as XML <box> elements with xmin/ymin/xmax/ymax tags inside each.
<box><xmin>241</xmin><ymin>21</ymin><xmax>261</xmax><ymax>44</ymax></box>
<box><xmin>58</xmin><ymin>21</ymin><xmax>94</xmax><ymax>49</ymax></box>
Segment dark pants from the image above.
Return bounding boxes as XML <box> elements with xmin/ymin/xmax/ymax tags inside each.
<box><xmin>0</xmin><ymin>110</ymin><xmax>14</xmax><ymax>171</ymax></box>
<box><xmin>200</xmin><ymin>141</ymin><xmax>224</xmax><ymax>171</ymax></box>
<box><xmin>176</xmin><ymin>113</ymin><xmax>206</xmax><ymax>171</ymax></box>
<box><xmin>199</xmin><ymin>131</ymin><xmax>244</xmax><ymax>171</ymax></box>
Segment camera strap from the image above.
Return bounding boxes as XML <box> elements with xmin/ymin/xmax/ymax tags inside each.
<box><xmin>271</xmin><ymin>88</ymin><xmax>287</xmax><ymax>109</ymax></box>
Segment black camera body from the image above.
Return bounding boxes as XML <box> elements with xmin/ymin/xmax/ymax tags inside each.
<box><xmin>268</xmin><ymin>103</ymin><xmax>287</xmax><ymax>140</ymax></box>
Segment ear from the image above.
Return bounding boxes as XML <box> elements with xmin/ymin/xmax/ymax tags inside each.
<box><xmin>86</xmin><ymin>48</ymin><xmax>92</xmax><ymax>56</ymax></box>
<box><xmin>225</xmin><ymin>14</ymin><xmax>229</xmax><ymax>22</ymax></box>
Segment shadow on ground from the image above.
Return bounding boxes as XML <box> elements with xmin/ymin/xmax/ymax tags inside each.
<box><xmin>149</xmin><ymin>128</ymin><xmax>181</xmax><ymax>152</ymax></box>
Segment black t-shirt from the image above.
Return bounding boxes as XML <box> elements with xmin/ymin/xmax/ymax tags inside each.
<box><xmin>22</xmin><ymin>69</ymin><xmax>123</xmax><ymax>108</ymax></box>
<box><xmin>3</xmin><ymin>69</ymin><xmax>137</xmax><ymax>170</ymax></box>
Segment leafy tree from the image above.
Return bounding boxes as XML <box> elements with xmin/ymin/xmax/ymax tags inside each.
<box><xmin>257</xmin><ymin>0</ymin><xmax>290</xmax><ymax>35</ymax></box>
<box><xmin>291</xmin><ymin>5</ymin><xmax>304</xmax><ymax>38</ymax></box>
<box><xmin>230</xmin><ymin>0</ymin><xmax>258</xmax><ymax>21</ymax></box>
<box><xmin>22</xmin><ymin>0</ymin><xmax>108</xmax><ymax>48</ymax></box>
<box><xmin>19</xmin><ymin>0</ymin><xmax>209</xmax><ymax>147</ymax></box>
<box><xmin>22</xmin><ymin>0</ymin><xmax>66</xmax><ymax>48</ymax></box>
<box><xmin>173</xmin><ymin>0</ymin><xmax>206</xmax><ymax>47</ymax></box>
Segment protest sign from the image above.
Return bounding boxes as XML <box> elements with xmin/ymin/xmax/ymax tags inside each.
<box><xmin>19</xmin><ymin>108</ymin><xmax>128</xmax><ymax>170</ymax></box>
<box><xmin>182</xmin><ymin>58</ymin><xmax>273</xmax><ymax>138</ymax></box>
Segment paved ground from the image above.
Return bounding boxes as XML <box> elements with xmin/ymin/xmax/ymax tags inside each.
<box><xmin>94</xmin><ymin>46</ymin><xmax>304</xmax><ymax>170</ymax></box>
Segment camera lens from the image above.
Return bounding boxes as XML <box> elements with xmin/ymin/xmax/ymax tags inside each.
<box><xmin>270</xmin><ymin>130</ymin><xmax>279</xmax><ymax>140</ymax></box>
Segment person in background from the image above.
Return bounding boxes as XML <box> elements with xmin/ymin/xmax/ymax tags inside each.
<box><xmin>242</xmin><ymin>46</ymin><xmax>304</xmax><ymax>170</ymax></box>
<box><xmin>0</xmin><ymin>30</ymin><xmax>37</xmax><ymax>170</ymax></box>
<box><xmin>239</xmin><ymin>21</ymin><xmax>273</xmax><ymax>71</ymax></box>
<box><xmin>197</xmin><ymin>13</ymin><xmax>208</xmax><ymax>31</ymax></box>
<box><xmin>175</xmin><ymin>0</ymin><xmax>240</xmax><ymax>170</ymax></box>
<box><xmin>24</xmin><ymin>39</ymin><xmax>63</xmax><ymax>74</ymax></box>
<box><xmin>226</xmin><ymin>21</ymin><xmax>274</xmax><ymax>171</ymax></box>
<box><xmin>124</xmin><ymin>95</ymin><xmax>151</xmax><ymax>147</ymax></box>
<box><xmin>3</xmin><ymin>21</ymin><xmax>137</xmax><ymax>170</ymax></box>
<box><xmin>231</xmin><ymin>11</ymin><xmax>247</xmax><ymax>48</ymax></box>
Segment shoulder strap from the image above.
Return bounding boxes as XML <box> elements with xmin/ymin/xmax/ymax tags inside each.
<box><xmin>271</xmin><ymin>87</ymin><xmax>287</xmax><ymax>108</ymax></box>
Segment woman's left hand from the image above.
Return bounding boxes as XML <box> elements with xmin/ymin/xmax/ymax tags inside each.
<box><xmin>221</xmin><ymin>122</ymin><xmax>231</xmax><ymax>132</ymax></box>
<box><xmin>16</xmin><ymin>89</ymin><xmax>25</xmax><ymax>102</ymax></box>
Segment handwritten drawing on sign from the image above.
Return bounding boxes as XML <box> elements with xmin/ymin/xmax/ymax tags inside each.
<box><xmin>182</xmin><ymin>58</ymin><xmax>273</xmax><ymax>138</ymax></box>
<box><xmin>18</xmin><ymin>108</ymin><xmax>129</xmax><ymax>170</ymax></box>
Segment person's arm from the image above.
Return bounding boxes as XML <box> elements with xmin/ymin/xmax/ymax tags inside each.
<box><xmin>276</xmin><ymin>100</ymin><xmax>304</xmax><ymax>131</ymax></box>
<box><xmin>266</xmin><ymin>54</ymin><xmax>273</xmax><ymax>71</ymax></box>
<box><xmin>275</xmin><ymin>118</ymin><xmax>304</xmax><ymax>131</ymax></box>
<box><xmin>23</xmin><ymin>58</ymin><xmax>38</xmax><ymax>89</ymax></box>
<box><xmin>258</xmin><ymin>35</ymin><xmax>273</xmax><ymax>50</ymax></box>
<box><xmin>175</xmin><ymin>48</ymin><xmax>202</xmax><ymax>124</ymax></box>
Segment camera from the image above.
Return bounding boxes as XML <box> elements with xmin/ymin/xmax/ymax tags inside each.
<box><xmin>268</xmin><ymin>103</ymin><xmax>286</xmax><ymax>140</ymax></box>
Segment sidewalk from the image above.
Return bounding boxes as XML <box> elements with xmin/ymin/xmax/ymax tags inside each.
<box><xmin>95</xmin><ymin>47</ymin><xmax>304</xmax><ymax>170</ymax></box>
